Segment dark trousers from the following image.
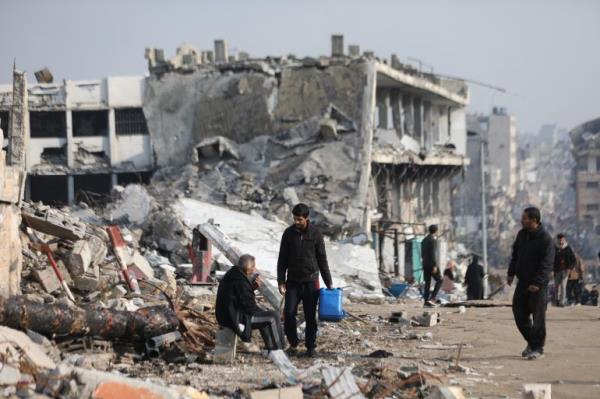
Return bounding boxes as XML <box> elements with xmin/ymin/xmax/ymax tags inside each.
<box><xmin>284</xmin><ymin>280</ymin><xmax>319</xmax><ymax>349</ymax></box>
<box><xmin>251</xmin><ymin>310</ymin><xmax>285</xmax><ymax>350</ymax></box>
<box><xmin>566</xmin><ymin>280</ymin><xmax>582</xmax><ymax>304</ymax></box>
<box><xmin>512</xmin><ymin>283</ymin><xmax>547</xmax><ymax>352</ymax></box>
<box><xmin>423</xmin><ymin>268</ymin><xmax>442</xmax><ymax>302</ymax></box>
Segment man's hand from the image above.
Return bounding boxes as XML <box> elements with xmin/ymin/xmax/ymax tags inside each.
<box><xmin>252</xmin><ymin>276</ymin><xmax>263</xmax><ymax>290</ymax></box>
<box><xmin>527</xmin><ymin>284</ymin><xmax>540</xmax><ymax>293</ymax></box>
<box><xmin>278</xmin><ymin>283</ymin><xmax>286</xmax><ymax>295</ymax></box>
<box><xmin>507</xmin><ymin>275</ymin><xmax>514</xmax><ymax>286</ymax></box>
<box><xmin>432</xmin><ymin>267</ymin><xmax>438</xmax><ymax>274</ymax></box>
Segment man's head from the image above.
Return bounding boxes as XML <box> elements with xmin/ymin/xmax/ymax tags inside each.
<box><xmin>521</xmin><ymin>207</ymin><xmax>541</xmax><ymax>231</ymax></box>
<box><xmin>238</xmin><ymin>254</ymin><xmax>256</xmax><ymax>277</ymax></box>
<box><xmin>292</xmin><ymin>203</ymin><xmax>310</xmax><ymax>230</ymax></box>
<box><xmin>556</xmin><ymin>233</ymin><xmax>567</xmax><ymax>247</ymax></box>
<box><xmin>428</xmin><ymin>225</ymin><xmax>438</xmax><ymax>236</ymax></box>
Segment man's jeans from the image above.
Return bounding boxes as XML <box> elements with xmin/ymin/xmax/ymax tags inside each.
<box><xmin>553</xmin><ymin>271</ymin><xmax>569</xmax><ymax>306</ymax></box>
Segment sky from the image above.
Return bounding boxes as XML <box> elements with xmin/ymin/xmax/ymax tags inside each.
<box><xmin>1</xmin><ymin>0</ymin><xmax>599</xmax><ymax>133</ymax></box>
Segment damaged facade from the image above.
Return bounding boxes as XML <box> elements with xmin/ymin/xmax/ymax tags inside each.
<box><xmin>0</xmin><ymin>76</ymin><xmax>153</xmax><ymax>205</ymax></box>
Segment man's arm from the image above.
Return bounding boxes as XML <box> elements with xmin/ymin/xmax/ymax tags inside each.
<box><xmin>531</xmin><ymin>234</ymin><xmax>555</xmax><ymax>288</ymax></box>
<box><xmin>315</xmin><ymin>230</ymin><xmax>333</xmax><ymax>288</ymax></box>
<box><xmin>277</xmin><ymin>230</ymin><xmax>288</xmax><ymax>285</ymax></box>
<box><xmin>508</xmin><ymin>231</ymin><xmax>520</xmax><ymax>278</ymax></box>
<box><xmin>566</xmin><ymin>247</ymin><xmax>577</xmax><ymax>269</ymax></box>
<box><xmin>236</xmin><ymin>281</ymin><xmax>260</xmax><ymax>316</ymax></box>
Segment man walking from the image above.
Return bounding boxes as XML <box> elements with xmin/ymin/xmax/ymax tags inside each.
<box><xmin>277</xmin><ymin>203</ymin><xmax>332</xmax><ymax>357</ymax></box>
<box><xmin>553</xmin><ymin>233</ymin><xmax>576</xmax><ymax>307</ymax></box>
<box><xmin>216</xmin><ymin>254</ymin><xmax>285</xmax><ymax>352</ymax></box>
<box><xmin>507</xmin><ymin>207</ymin><xmax>555</xmax><ymax>360</ymax></box>
<box><xmin>421</xmin><ymin>225</ymin><xmax>442</xmax><ymax>307</ymax></box>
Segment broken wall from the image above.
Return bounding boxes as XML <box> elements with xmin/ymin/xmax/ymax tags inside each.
<box><xmin>0</xmin><ymin>70</ymin><xmax>28</xmax><ymax>297</ymax></box>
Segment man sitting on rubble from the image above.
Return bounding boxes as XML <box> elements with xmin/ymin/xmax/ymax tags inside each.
<box><xmin>277</xmin><ymin>203</ymin><xmax>333</xmax><ymax>358</ymax></box>
<box><xmin>421</xmin><ymin>225</ymin><xmax>443</xmax><ymax>307</ymax></box>
<box><xmin>215</xmin><ymin>254</ymin><xmax>285</xmax><ymax>352</ymax></box>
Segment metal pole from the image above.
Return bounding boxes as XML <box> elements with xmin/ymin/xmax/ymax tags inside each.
<box><xmin>394</xmin><ymin>229</ymin><xmax>400</xmax><ymax>277</ymax></box>
<box><xmin>480</xmin><ymin>139</ymin><xmax>489</xmax><ymax>298</ymax></box>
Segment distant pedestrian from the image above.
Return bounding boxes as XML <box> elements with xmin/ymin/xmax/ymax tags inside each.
<box><xmin>465</xmin><ymin>255</ymin><xmax>485</xmax><ymax>300</ymax></box>
<box><xmin>567</xmin><ymin>255</ymin><xmax>585</xmax><ymax>305</ymax></box>
<box><xmin>552</xmin><ymin>233</ymin><xmax>576</xmax><ymax>307</ymax></box>
<box><xmin>441</xmin><ymin>260</ymin><xmax>457</xmax><ymax>294</ymax></box>
<box><xmin>507</xmin><ymin>207</ymin><xmax>554</xmax><ymax>360</ymax></box>
<box><xmin>421</xmin><ymin>225</ymin><xmax>442</xmax><ymax>307</ymax></box>
<box><xmin>277</xmin><ymin>203</ymin><xmax>333</xmax><ymax>358</ymax></box>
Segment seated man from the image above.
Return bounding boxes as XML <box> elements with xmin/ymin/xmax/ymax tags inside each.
<box><xmin>215</xmin><ymin>254</ymin><xmax>284</xmax><ymax>351</ymax></box>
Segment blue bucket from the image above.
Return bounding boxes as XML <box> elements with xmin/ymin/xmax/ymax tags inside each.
<box><xmin>318</xmin><ymin>288</ymin><xmax>346</xmax><ymax>322</ymax></box>
<box><xmin>389</xmin><ymin>283</ymin><xmax>408</xmax><ymax>298</ymax></box>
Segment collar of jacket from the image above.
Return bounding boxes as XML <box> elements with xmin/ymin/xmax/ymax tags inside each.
<box><xmin>524</xmin><ymin>224</ymin><xmax>545</xmax><ymax>238</ymax></box>
<box><xmin>293</xmin><ymin>220</ymin><xmax>311</xmax><ymax>234</ymax></box>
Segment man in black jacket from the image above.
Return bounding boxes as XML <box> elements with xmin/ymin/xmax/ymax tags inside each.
<box><xmin>553</xmin><ymin>233</ymin><xmax>576</xmax><ymax>307</ymax></box>
<box><xmin>277</xmin><ymin>203</ymin><xmax>333</xmax><ymax>358</ymax></box>
<box><xmin>507</xmin><ymin>207</ymin><xmax>555</xmax><ymax>360</ymax></box>
<box><xmin>216</xmin><ymin>254</ymin><xmax>284</xmax><ymax>351</ymax></box>
<box><xmin>421</xmin><ymin>225</ymin><xmax>442</xmax><ymax>307</ymax></box>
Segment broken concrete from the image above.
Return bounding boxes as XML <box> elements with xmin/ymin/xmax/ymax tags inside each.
<box><xmin>66</xmin><ymin>240</ymin><xmax>92</xmax><ymax>276</ymax></box>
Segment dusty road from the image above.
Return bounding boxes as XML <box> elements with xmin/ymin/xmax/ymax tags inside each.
<box><xmin>344</xmin><ymin>301</ymin><xmax>600</xmax><ymax>399</ymax></box>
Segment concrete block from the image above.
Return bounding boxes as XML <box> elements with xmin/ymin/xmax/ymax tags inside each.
<box><xmin>413</xmin><ymin>312</ymin><xmax>439</xmax><ymax>327</ymax></box>
<box><xmin>426</xmin><ymin>386</ymin><xmax>466</xmax><ymax>399</ymax></box>
<box><xmin>33</xmin><ymin>267</ymin><xmax>61</xmax><ymax>293</ymax></box>
<box><xmin>522</xmin><ymin>384</ymin><xmax>551</xmax><ymax>399</ymax></box>
<box><xmin>348</xmin><ymin>45</ymin><xmax>360</xmax><ymax>57</ymax></box>
<box><xmin>213</xmin><ymin>327</ymin><xmax>237</xmax><ymax>364</ymax></box>
<box><xmin>331</xmin><ymin>34</ymin><xmax>344</xmax><ymax>57</ymax></box>
<box><xmin>72</xmin><ymin>263</ymin><xmax>100</xmax><ymax>292</ymax></box>
<box><xmin>250</xmin><ymin>386</ymin><xmax>303</xmax><ymax>399</ymax></box>
<box><xmin>88</xmin><ymin>236</ymin><xmax>107</xmax><ymax>267</ymax></box>
<box><xmin>66</xmin><ymin>240</ymin><xmax>92</xmax><ymax>276</ymax></box>
<box><xmin>56</xmin><ymin>260</ymin><xmax>73</xmax><ymax>286</ymax></box>
<box><xmin>128</xmin><ymin>251</ymin><xmax>154</xmax><ymax>280</ymax></box>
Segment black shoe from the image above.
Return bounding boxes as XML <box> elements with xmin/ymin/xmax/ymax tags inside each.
<box><xmin>304</xmin><ymin>348</ymin><xmax>317</xmax><ymax>358</ymax></box>
<box><xmin>521</xmin><ymin>345</ymin><xmax>531</xmax><ymax>358</ymax></box>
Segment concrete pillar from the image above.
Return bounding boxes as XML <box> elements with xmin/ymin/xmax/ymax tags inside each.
<box><xmin>376</xmin><ymin>89</ymin><xmax>389</xmax><ymax>129</ymax></box>
<box><xmin>8</xmin><ymin>70</ymin><xmax>27</xmax><ymax>167</ymax></box>
<box><xmin>402</xmin><ymin>95</ymin><xmax>414</xmax><ymax>138</ymax></box>
<box><xmin>214</xmin><ymin>40</ymin><xmax>228</xmax><ymax>64</ymax></box>
<box><xmin>108</xmin><ymin>109</ymin><xmax>118</xmax><ymax>167</ymax></box>
<box><xmin>414</xmin><ymin>98</ymin><xmax>423</xmax><ymax>147</ymax></box>
<box><xmin>111</xmin><ymin>173</ymin><xmax>118</xmax><ymax>189</ymax></box>
<box><xmin>348</xmin><ymin>45</ymin><xmax>360</xmax><ymax>57</ymax></box>
<box><xmin>331</xmin><ymin>34</ymin><xmax>344</xmax><ymax>57</ymax></box>
<box><xmin>391</xmin><ymin>89</ymin><xmax>403</xmax><ymax>136</ymax></box>
<box><xmin>67</xmin><ymin>175</ymin><xmax>75</xmax><ymax>205</ymax></box>
<box><xmin>65</xmin><ymin>110</ymin><xmax>74</xmax><ymax>168</ymax></box>
<box><xmin>424</xmin><ymin>101</ymin><xmax>432</xmax><ymax>150</ymax></box>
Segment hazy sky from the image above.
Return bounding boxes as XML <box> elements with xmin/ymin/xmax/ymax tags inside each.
<box><xmin>1</xmin><ymin>0</ymin><xmax>599</xmax><ymax>133</ymax></box>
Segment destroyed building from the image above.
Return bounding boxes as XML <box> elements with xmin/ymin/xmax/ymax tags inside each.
<box><xmin>0</xmin><ymin>76</ymin><xmax>152</xmax><ymax>205</ymax></box>
<box><xmin>1</xmin><ymin>35</ymin><xmax>470</xmax><ymax>283</ymax></box>
<box><xmin>570</xmin><ymin>117</ymin><xmax>600</xmax><ymax>257</ymax></box>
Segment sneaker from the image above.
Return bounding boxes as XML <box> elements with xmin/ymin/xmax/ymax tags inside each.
<box><xmin>521</xmin><ymin>345</ymin><xmax>531</xmax><ymax>358</ymax></box>
<box><xmin>527</xmin><ymin>350</ymin><xmax>544</xmax><ymax>360</ymax></box>
<box><xmin>424</xmin><ymin>301</ymin><xmax>436</xmax><ymax>308</ymax></box>
<box><xmin>304</xmin><ymin>348</ymin><xmax>317</xmax><ymax>358</ymax></box>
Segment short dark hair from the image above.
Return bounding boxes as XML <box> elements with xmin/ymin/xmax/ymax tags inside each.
<box><xmin>523</xmin><ymin>207</ymin><xmax>541</xmax><ymax>223</ymax></box>
<box><xmin>428</xmin><ymin>225</ymin><xmax>438</xmax><ymax>234</ymax></box>
<box><xmin>556</xmin><ymin>233</ymin><xmax>565</xmax><ymax>239</ymax></box>
<box><xmin>292</xmin><ymin>203</ymin><xmax>310</xmax><ymax>218</ymax></box>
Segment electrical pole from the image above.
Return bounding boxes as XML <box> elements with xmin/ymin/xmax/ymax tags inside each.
<box><xmin>480</xmin><ymin>138</ymin><xmax>489</xmax><ymax>298</ymax></box>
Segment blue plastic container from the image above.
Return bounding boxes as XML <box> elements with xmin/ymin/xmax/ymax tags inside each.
<box><xmin>389</xmin><ymin>283</ymin><xmax>408</xmax><ymax>298</ymax></box>
<box><xmin>318</xmin><ymin>288</ymin><xmax>346</xmax><ymax>322</ymax></box>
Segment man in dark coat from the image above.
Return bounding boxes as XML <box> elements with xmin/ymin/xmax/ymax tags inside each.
<box><xmin>507</xmin><ymin>207</ymin><xmax>555</xmax><ymax>360</ymax></box>
<box><xmin>277</xmin><ymin>203</ymin><xmax>333</xmax><ymax>358</ymax></box>
<box><xmin>216</xmin><ymin>254</ymin><xmax>284</xmax><ymax>351</ymax></box>
<box><xmin>553</xmin><ymin>233</ymin><xmax>576</xmax><ymax>307</ymax></box>
<box><xmin>421</xmin><ymin>225</ymin><xmax>442</xmax><ymax>307</ymax></box>
<box><xmin>465</xmin><ymin>254</ymin><xmax>485</xmax><ymax>300</ymax></box>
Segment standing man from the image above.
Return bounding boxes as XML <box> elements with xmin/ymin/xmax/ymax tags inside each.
<box><xmin>277</xmin><ymin>203</ymin><xmax>332</xmax><ymax>358</ymax></box>
<box><xmin>553</xmin><ymin>233</ymin><xmax>576</xmax><ymax>307</ymax></box>
<box><xmin>421</xmin><ymin>225</ymin><xmax>442</xmax><ymax>307</ymax></box>
<box><xmin>216</xmin><ymin>254</ymin><xmax>285</xmax><ymax>351</ymax></box>
<box><xmin>507</xmin><ymin>207</ymin><xmax>555</xmax><ymax>360</ymax></box>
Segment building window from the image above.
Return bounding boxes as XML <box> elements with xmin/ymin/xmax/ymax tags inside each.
<box><xmin>586</xmin><ymin>204</ymin><xmax>599</xmax><ymax>211</ymax></box>
<box><xmin>0</xmin><ymin>111</ymin><xmax>9</xmax><ymax>136</ymax></box>
<box><xmin>586</xmin><ymin>181</ymin><xmax>599</xmax><ymax>189</ymax></box>
<box><xmin>73</xmin><ymin>110</ymin><xmax>108</xmax><ymax>137</ymax></box>
<box><xmin>30</xmin><ymin>111</ymin><xmax>67</xmax><ymax>138</ymax></box>
<box><xmin>115</xmin><ymin>108</ymin><xmax>149</xmax><ymax>135</ymax></box>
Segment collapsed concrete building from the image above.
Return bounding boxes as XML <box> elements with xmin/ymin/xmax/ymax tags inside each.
<box><xmin>0</xmin><ymin>35</ymin><xmax>470</xmax><ymax>281</ymax></box>
<box><xmin>570</xmin><ymin>117</ymin><xmax>600</xmax><ymax>257</ymax></box>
